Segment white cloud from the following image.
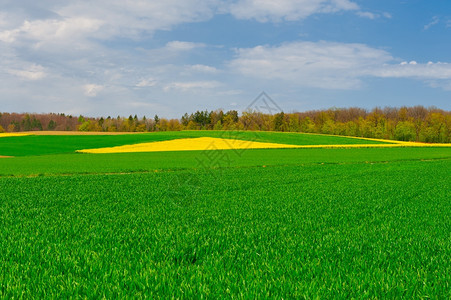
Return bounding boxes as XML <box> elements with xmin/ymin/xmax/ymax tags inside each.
<box><xmin>0</xmin><ymin>17</ymin><xmax>103</xmax><ymax>46</ymax></box>
<box><xmin>228</xmin><ymin>0</ymin><xmax>359</xmax><ymax>22</ymax></box>
<box><xmin>371</xmin><ymin>62</ymin><xmax>451</xmax><ymax>80</ymax></box>
<box><xmin>382</xmin><ymin>12</ymin><xmax>392</xmax><ymax>19</ymax></box>
<box><xmin>187</xmin><ymin>64</ymin><xmax>219</xmax><ymax>73</ymax></box>
<box><xmin>230</xmin><ymin>41</ymin><xmax>451</xmax><ymax>90</ymax></box>
<box><xmin>0</xmin><ymin>29</ymin><xmax>15</xmax><ymax>43</ymax></box>
<box><xmin>84</xmin><ymin>84</ymin><xmax>104</xmax><ymax>97</ymax></box>
<box><xmin>229</xmin><ymin>41</ymin><xmax>392</xmax><ymax>89</ymax></box>
<box><xmin>56</xmin><ymin>0</ymin><xmax>218</xmax><ymax>38</ymax></box>
<box><xmin>0</xmin><ymin>1</ymin><xmax>367</xmax><ymax>45</ymax></box>
<box><xmin>165</xmin><ymin>41</ymin><xmax>206</xmax><ymax>51</ymax></box>
<box><xmin>428</xmin><ymin>80</ymin><xmax>451</xmax><ymax>91</ymax></box>
<box><xmin>424</xmin><ymin>16</ymin><xmax>440</xmax><ymax>30</ymax></box>
<box><xmin>136</xmin><ymin>78</ymin><xmax>157</xmax><ymax>87</ymax></box>
<box><xmin>0</xmin><ymin>1</ymin><xmax>218</xmax><ymax>50</ymax></box>
<box><xmin>164</xmin><ymin>81</ymin><xmax>221</xmax><ymax>92</ymax></box>
<box><xmin>356</xmin><ymin>11</ymin><xmax>392</xmax><ymax>20</ymax></box>
<box><xmin>7</xmin><ymin>64</ymin><xmax>46</xmax><ymax>80</ymax></box>
<box><xmin>357</xmin><ymin>11</ymin><xmax>377</xmax><ymax>19</ymax></box>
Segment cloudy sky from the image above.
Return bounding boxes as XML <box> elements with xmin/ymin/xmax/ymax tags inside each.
<box><xmin>1</xmin><ymin>0</ymin><xmax>450</xmax><ymax>118</ymax></box>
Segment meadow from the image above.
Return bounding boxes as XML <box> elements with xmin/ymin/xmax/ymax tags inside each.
<box><xmin>0</xmin><ymin>131</ymin><xmax>450</xmax><ymax>298</ymax></box>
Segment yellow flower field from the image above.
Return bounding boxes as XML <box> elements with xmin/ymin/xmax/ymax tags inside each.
<box><xmin>76</xmin><ymin>137</ymin><xmax>451</xmax><ymax>154</ymax></box>
<box><xmin>76</xmin><ymin>137</ymin><xmax>303</xmax><ymax>153</ymax></box>
<box><xmin>292</xmin><ymin>143</ymin><xmax>451</xmax><ymax>148</ymax></box>
<box><xmin>0</xmin><ymin>133</ymin><xmax>32</xmax><ymax>138</ymax></box>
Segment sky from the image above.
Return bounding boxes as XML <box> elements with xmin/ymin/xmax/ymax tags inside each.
<box><xmin>0</xmin><ymin>0</ymin><xmax>450</xmax><ymax>118</ymax></box>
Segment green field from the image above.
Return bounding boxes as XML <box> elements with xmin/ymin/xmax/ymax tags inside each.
<box><xmin>0</xmin><ymin>130</ymin><xmax>389</xmax><ymax>157</ymax></box>
<box><xmin>0</xmin><ymin>131</ymin><xmax>450</xmax><ymax>298</ymax></box>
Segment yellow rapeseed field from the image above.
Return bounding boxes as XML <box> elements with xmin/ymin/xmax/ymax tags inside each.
<box><xmin>76</xmin><ymin>137</ymin><xmax>303</xmax><ymax>153</ymax></box>
<box><xmin>76</xmin><ymin>137</ymin><xmax>451</xmax><ymax>154</ymax></box>
<box><xmin>0</xmin><ymin>133</ymin><xmax>31</xmax><ymax>138</ymax></box>
<box><xmin>292</xmin><ymin>143</ymin><xmax>451</xmax><ymax>148</ymax></box>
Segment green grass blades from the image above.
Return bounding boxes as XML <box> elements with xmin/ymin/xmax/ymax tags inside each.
<box><xmin>0</xmin><ymin>132</ymin><xmax>449</xmax><ymax>297</ymax></box>
<box><xmin>0</xmin><ymin>130</ymin><xmax>390</xmax><ymax>157</ymax></box>
<box><xmin>0</xmin><ymin>147</ymin><xmax>450</xmax><ymax>177</ymax></box>
<box><xmin>0</xmin><ymin>159</ymin><xmax>450</xmax><ymax>298</ymax></box>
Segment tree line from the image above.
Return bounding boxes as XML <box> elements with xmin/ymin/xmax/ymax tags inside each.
<box><xmin>1</xmin><ymin>106</ymin><xmax>450</xmax><ymax>143</ymax></box>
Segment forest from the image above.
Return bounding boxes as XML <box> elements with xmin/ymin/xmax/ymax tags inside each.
<box><xmin>1</xmin><ymin>106</ymin><xmax>450</xmax><ymax>143</ymax></box>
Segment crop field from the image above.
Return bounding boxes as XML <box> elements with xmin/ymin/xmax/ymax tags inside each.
<box><xmin>0</xmin><ymin>131</ymin><xmax>450</xmax><ymax>298</ymax></box>
<box><xmin>0</xmin><ymin>130</ymin><xmax>390</xmax><ymax>157</ymax></box>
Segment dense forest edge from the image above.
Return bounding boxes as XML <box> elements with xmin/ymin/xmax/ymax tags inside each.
<box><xmin>1</xmin><ymin>106</ymin><xmax>450</xmax><ymax>143</ymax></box>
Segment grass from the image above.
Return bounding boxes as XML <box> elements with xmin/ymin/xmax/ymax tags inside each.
<box><xmin>0</xmin><ymin>147</ymin><xmax>450</xmax><ymax>177</ymax></box>
<box><xmin>0</xmin><ymin>160</ymin><xmax>449</xmax><ymax>298</ymax></box>
<box><xmin>0</xmin><ymin>131</ymin><xmax>449</xmax><ymax>298</ymax></box>
<box><xmin>0</xmin><ymin>130</ymin><xmax>390</xmax><ymax>157</ymax></box>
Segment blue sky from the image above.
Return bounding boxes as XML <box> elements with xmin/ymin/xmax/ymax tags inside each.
<box><xmin>0</xmin><ymin>0</ymin><xmax>450</xmax><ymax>118</ymax></box>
